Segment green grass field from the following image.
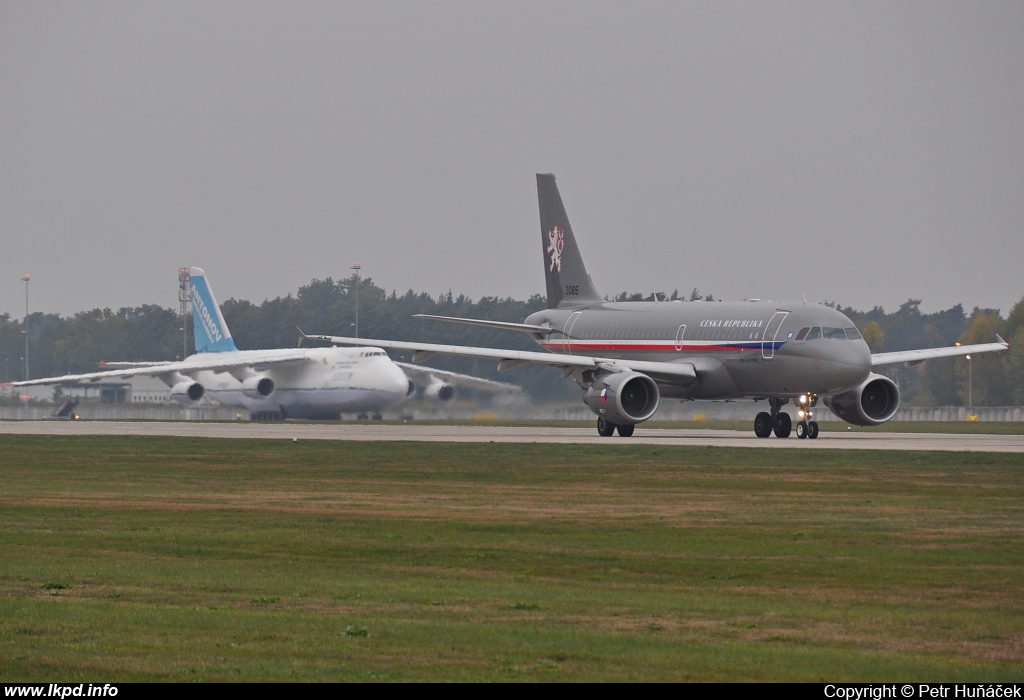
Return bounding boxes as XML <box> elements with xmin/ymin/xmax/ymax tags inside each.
<box><xmin>1</xmin><ymin>436</ymin><xmax>1022</xmax><ymax>681</ymax></box>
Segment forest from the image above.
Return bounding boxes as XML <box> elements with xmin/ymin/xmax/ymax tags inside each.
<box><xmin>2</xmin><ymin>276</ymin><xmax>1022</xmax><ymax>406</ymax></box>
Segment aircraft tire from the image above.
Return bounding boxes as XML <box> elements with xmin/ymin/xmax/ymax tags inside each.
<box><xmin>372</xmin><ymin>413</ymin><xmax>383</xmax><ymax>420</ymax></box>
<box><xmin>616</xmin><ymin>423</ymin><xmax>635</xmax><ymax>437</ymax></box>
<box><xmin>773</xmin><ymin>412</ymin><xmax>792</xmax><ymax>438</ymax></box>
<box><xmin>597</xmin><ymin>417</ymin><xmax>616</xmax><ymax>437</ymax></box>
<box><xmin>357</xmin><ymin>413</ymin><xmax>369</xmax><ymax>420</ymax></box>
<box><xmin>796</xmin><ymin>421</ymin><xmax>808</xmax><ymax>439</ymax></box>
<box><xmin>754</xmin><ymin>412</ymin><xmax>773</xmax><ymax>438</ymax></box>
<box><xmin>808</xmin><ymin>421</ymin><xmax>820</xmax><ymax>439</ymax></box>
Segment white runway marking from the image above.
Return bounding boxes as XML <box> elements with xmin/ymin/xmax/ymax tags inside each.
<box><xmin>1</xmin><ymin>421</ymin><xmax>1022</xmax><ymax>452</ymax></box>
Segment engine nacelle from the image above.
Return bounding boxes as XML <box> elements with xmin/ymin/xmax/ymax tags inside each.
<box><xmin>824</xmin><ymin>372</ymin><xmax>900</xmax><ymax>426</ymax></box>
<box><xmin>583</xmin><ymin>372</ymin><xmax>660</xmax><ymax>425</ymax></box>
<box><xmin>170</xmin><ymin>381</ymin><xmax>205</xmax><ymax>404</ymax></box>
<box><xmin>424</xmin><ymin>380</ymin><xmax>455</xmax><ymax>402</ymax></box>
<box><xmin>240</xmin><ymin>375</ymin><xmax>275</xmax><ymax>399</ymax></box>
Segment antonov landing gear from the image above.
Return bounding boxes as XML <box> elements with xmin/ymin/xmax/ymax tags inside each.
<box><xmin>596</xmin><ymin>417</ymin><xmax>635</xmax><ymax>437</ymax></box>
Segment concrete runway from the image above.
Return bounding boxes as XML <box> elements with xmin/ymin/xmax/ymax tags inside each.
<box><xmin>1</xmin><ymin>420</ymin><xmax>1023</xmax><ymax>452</ymax></box>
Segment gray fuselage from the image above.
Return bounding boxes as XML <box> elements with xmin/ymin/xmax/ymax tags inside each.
<box><xmin>525</xmin><ymin>300</ymin><xmax>871</xmax><ymax>400</ymax></box>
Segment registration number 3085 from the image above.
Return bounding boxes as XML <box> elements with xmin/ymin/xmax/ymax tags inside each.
<box><xmin>564</xmin><ymin>285</ymin><xmax>579</xmax><ymax>296</ymax></box>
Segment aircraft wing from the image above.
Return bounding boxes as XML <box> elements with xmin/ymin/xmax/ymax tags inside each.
<box><xmin>871</xmin><ymin>336</ymin><xmax>1009</xmax><ymax>367</ymax></box>
<box><xmin>4</xmin><ymin>350</ymin><xmax>314</xmax><ymax>387</ymax></box>
<box><xmin>394</xmin><ymin>362</ymin><xmax>522</xmax><ymax>393</ymax></box>
<box><xmin>303</xmin><ymin>333</ymin><xmax>698</xmax><ymax>384</ymax></box>
<box><xmin>412</xmin><ymin>314</ymin><xmax>551</xmax><ymax>333</ymax></box>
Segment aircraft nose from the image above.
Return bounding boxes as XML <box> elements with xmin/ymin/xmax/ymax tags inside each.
<box><xmin>390</xmin><ymin>363</ymin><xmax>411</xmax><ymax>395</ymax></box>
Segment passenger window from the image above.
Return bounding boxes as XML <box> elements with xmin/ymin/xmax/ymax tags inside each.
<box><xmin>795</xmin><ymin>327</ymin><xmax>810</xmax><ymax>341</ymax></box>
<box><xmin>805</xmin><ymin>327</ymin><xmax>822</xmax><ymax>340</ymax></box>
<box><xmin>824</xmin><ymin>327</ymin><xmax>846</xmax><ymax>339</ymax></box>
<box><xmin>844</xmin><ymin>327</ymin><xmax>862</xmax><ymax>340</ymax></box>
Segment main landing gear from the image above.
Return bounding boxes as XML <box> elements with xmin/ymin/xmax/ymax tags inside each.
<box><xmin>755</xmin><ymin>395</ymin><xmax>819</xmax><ymax>439</ymax></box>
<box><xmin>597</xmin><ymin>416</ymin><xmax>634</xmax><ymax>437</ymax></box>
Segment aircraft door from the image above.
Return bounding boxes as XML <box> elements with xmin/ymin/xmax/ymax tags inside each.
<box><xmin>674</xmin><ymin>325</ymin><xmax>687</xmax><ymax>352</ymax></box>
<box><xmin>762</xmin><ymin>312</ymin><xmax>789</xmax><ymax>359</ymax></box>
<box><xmin>562</xmin><ymin>311</ymin><xmax>582</xmax><ymax>355</ymax></box>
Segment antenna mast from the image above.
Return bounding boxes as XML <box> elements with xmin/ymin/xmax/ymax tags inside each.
<box><xmin>178</xmin><ymin>268</ymin><xmax>190</xmax><ymax>359</ymax></box>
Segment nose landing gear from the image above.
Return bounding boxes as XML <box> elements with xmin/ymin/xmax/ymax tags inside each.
<box><xmin>795</xmin><ymin>393</ymin><xmax>819</xmax><ymax>440</ymax></box>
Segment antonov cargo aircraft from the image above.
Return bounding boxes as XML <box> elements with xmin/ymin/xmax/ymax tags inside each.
<box><xmin>306</xmin><ymin>174</ymin><xmax>1009</xmax><ymax>439</ymax></box>
<box><xmin>8</xmin><ymin>268</ymin><xmax>515</xmax><ymax>420</ymax></box>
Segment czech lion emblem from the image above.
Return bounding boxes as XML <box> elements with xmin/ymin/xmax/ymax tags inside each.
<box><xmin>547</xmin><ymin>226</ymin><xmax>565</xmax><ymax>273</ymax></box>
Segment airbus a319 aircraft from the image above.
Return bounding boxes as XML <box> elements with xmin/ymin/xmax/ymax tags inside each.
<box><xmin>9</xmin><ymin>268</ymin><xmax>515</xmax><ymax>419</ymax></box>
<box><xmin>307</xmin><ymin>174</ymin><xmax>1009</xmax><ymax>439</ymax></box>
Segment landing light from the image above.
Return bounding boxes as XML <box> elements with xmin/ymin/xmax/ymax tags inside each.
<box><xmin>798</xmin><ymin>410</ymin><xmax>805</xmax><ymax>419</ymax></box>
<box><xmin>799</xmin><ymin>395</ymin><xmax>807</xmax><ymax>404</ymax></box>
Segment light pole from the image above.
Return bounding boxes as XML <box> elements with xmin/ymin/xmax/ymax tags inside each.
<box><xmin>966</xmin><ymin>354</ymin><xmax>972</xmax><ymax>415</ymax></box>
<box><xmin>21</xmin><ymin>273</ymin><xmax>30</xmax><ymax>380</ymax></box>
<box><xmin>351</xmin><ymin>262</ymin><xmax>361</xmax><ymax>338</ymax></box>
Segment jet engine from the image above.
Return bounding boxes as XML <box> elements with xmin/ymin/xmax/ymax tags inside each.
<box><xmin>823</xmin><ymin>372</ymin><xmax>900</xmax><ymax>426</ymax></box>
<box><xmin>424</xmin><ymin>380</ymin><xmax>455</xmax><ymax>402</ymax></box>
<box><xmin>170</xmin><ymin>381</ymin><xmax>205</xmax><ymax>404</ymax></box>
<box><xmin>583</xmin><ymin>372</ymin><xmax>660</xmax><ymax>425</ymax></box>
<box><xmin>240</xmin><ymin>375</ymin><xmax>275</xmax><ymax>399</ymax></box>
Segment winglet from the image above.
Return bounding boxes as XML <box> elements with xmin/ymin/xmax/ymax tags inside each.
<box><xmin>295</xmin><ymin>326</ymin><xmax>305</xmax><ymax>348</ymax></box>
<box><xmin>996</xmin><ymin>333</ymin><xmax>1008</xmax><ymax>347</ymax></box>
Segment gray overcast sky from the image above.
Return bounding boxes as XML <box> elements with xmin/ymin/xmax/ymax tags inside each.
<box><xmin>2</xmin><ymin>1</ymin><xmax>1022</xmax><ymax>319</ymax></box>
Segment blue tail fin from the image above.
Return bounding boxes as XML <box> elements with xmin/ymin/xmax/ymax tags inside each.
<box><xmin>188</xmin><ymin>267</ymin><xmax>238</xmax><ymax>354</ymax></box>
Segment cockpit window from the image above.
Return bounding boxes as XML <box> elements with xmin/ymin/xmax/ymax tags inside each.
<box><xmin>795</xmin><ymin>327</ymin><xmax>810</xmax><ymax>341</ymax></box>
<box><xmin>844</xmin><ymin>327</ymin><xmax>862</xmax><ymax>340</ymax></box>
<box><xmin>804</xmin><ymin>327</ymin><xmax>822</xmax><ymax>340</ymax></box>
<box><xmin>823</xmin><ymin>327</ymin><xmax>846</xmax><ymax>339</ymax></box>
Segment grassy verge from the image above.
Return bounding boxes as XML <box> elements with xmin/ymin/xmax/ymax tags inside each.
<box><xmin>1</xmin><ymin>436</ymin><xmax>1022</xmax><ymax>681</ymax></box>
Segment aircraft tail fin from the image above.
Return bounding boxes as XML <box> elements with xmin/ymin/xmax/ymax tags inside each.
<box><xmin>536</xmin><ymin>174</ymin><xmax>602</xmax><ymax>309</ymax></box>
<box><xmin>188</xmin><ymin>267</ymin><xmax>238</xmax><ymax>354</ymax></box>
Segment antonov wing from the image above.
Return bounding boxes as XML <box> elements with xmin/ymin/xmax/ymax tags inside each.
<box><xmin>871</xmin><ymin>336</ymin><xmax>1009</xmax><ymax>367</ymax></box>
<box><xmin>394</xmin><ymin>362</ymin><xmax>522</xmax><ymax>393</ymax></box>
<box><xmin>4</xmin><ymin>349</ymin><xmax>314</xmax><ymax>387</ymax></box>
<box><xmin>303</xmin><ymin>333</ymin><xmax>697</xmax><ymax>384</ymax></box>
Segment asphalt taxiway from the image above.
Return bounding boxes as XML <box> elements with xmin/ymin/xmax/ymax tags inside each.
<box><xmin>1</xmin><ymin>421</ymin><xmax>1022</xmax><ymax>452</ymax></box>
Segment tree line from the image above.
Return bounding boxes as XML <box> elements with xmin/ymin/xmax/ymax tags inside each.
<box><xmin>1</xmin><ymin>277</ymin><xmax>1022</xmax><ymax>406</ymax></box>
